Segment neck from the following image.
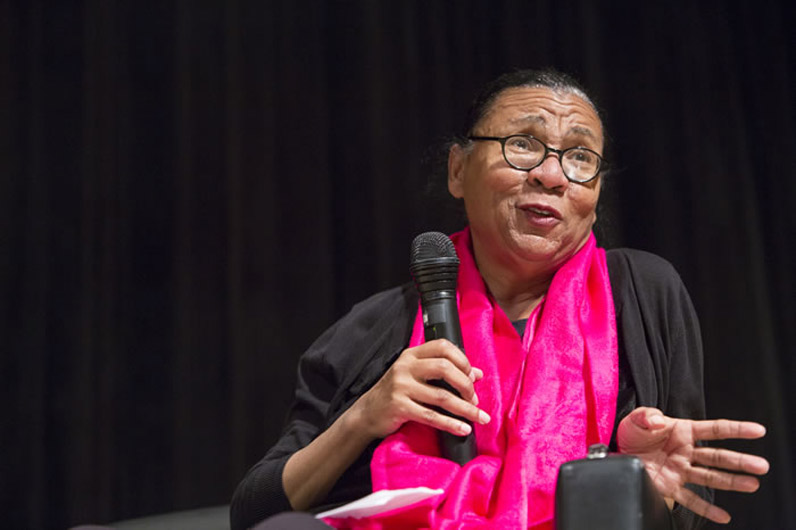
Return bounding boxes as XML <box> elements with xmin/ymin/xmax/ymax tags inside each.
<box><xmin>472</xmin><ymin>245</ymin><xmax>554</xmax><ymax>322</ymax></box>
<box><xmin>493</xmin><ymin>285</ymin><xmax>548</xmax><ymax>322</ymax></box>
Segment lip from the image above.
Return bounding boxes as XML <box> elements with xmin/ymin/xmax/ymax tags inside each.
<box><xmin>517</xmin><ymin>202</ymin><xmax>562</xmax><ymax>220</ymax></box>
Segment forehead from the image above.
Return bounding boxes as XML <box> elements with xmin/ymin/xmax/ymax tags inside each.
<box><xmin>478</xmin><ymin>87</ymin><xmax>603</xmax><ymax>145</ymax></box>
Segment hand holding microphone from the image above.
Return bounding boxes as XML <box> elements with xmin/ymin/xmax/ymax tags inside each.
<box><xmin>343</xmin><ymin>232</ymin><xmax>486</xmax><ymax>463</ymax></box>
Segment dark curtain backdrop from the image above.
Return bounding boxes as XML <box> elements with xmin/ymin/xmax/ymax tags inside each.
<box><xmin>2</xmin><ymin>1</ymin><xmax>794</xmax><ymax>528</ymax></box>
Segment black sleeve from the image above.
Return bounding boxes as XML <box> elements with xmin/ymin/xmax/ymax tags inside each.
<box><xmin>607</xmin><ymin>249</ymin><xmax>712</xmax><ymax>530</ymax></box>
<box><xmin>229</xmin><ymin>285</ymin><xmax>417</xmax><ymax>530</ymax></box>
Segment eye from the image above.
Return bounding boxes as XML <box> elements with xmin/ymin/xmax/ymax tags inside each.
<box><xmin>567</xmin><ymin>149</ymin><xmax>597</xmax><ymax>165</ymax></box>
<box><xmin>506</xmin><ymin>135</ymin><xmax>541</xmax><ymax>153</ymax></box>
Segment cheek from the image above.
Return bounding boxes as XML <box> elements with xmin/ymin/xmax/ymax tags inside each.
<box><xmin>569</xmin><ymin>188</ymin><xmax>600</xmax><ymax>224</ymax></box>
<box><xmin>464</xmin><ymin>171</ymin><xmax>517</xmax><ymax>210</ymax></box>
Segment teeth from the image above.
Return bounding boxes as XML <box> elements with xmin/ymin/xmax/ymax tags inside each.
<box><xmin>528</xmin><ymin>208</ymin><xmax>551</xmax><ymax>216</ymax></box>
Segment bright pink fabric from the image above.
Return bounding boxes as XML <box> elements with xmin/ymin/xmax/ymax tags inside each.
<box><xmin>336</xmin><ymin>228</ymin><xmax>617</xmax><ymax>529</ymax></box>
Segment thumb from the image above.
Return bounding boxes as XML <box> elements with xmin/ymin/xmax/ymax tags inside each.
<box><xmin>630</xmin><ymin>407</ymin><xmax>668</xmax><ymax>430</ymax></box>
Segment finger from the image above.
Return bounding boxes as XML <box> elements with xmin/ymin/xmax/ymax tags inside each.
<box><xmin>413</xmin><ymin>382</ymin><xmax>491</xmax><ymax>426</ymax></box>
<box><xmin>467</xmin><ymin>367</ymin><xmax>484</xmax><ymax>403</ymax></box>
<box><xmin>692</xmin><ymin>419</ymin><xmax>766</xmax><ymax>441</ymax></box>
<box><xmin>686</xmin><ymin>465</ymin><xmax>761</xmax><ymax>493</ymax></box>
<box><xmin>628</xmin><ymin>407</ymin><xmax>668</xmax><ymax>430</ymax></box>
<box><xmin>672</xmin><ymin>486</ymin><xmax>731</xmax><ymax>524</ymax></box>
<box><xmin>413</xmin><ymin>339</ymin><xmax>472</xmax><ymax>376</ymax></box>
<box><xmin>692</xmin><ymin>447</ymin><xmax>770</xmax><ymax>475</ymax></box>
<box><xmin>413</xmin><ymin>357</ymin><xmax>478</xmax><ymax>402</ymax></box>
<box><xmin>470</xmin><ymin>366</ymin><xmax>484</xmax><ymax>382</ymax></box>
<box><xmin>405</xmin><ymin>399</ymin><xmax>475</xmax><ymax>436</ymax></box>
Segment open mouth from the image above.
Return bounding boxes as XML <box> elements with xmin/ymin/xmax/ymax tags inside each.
<box><xmin>526</xmin><ymin>206</ymin><xmax>555</xmax><ymax>217</ymax></box>
<box><xmin>519</xmin><ymin>204</ymin><xmax>561</xmax><ymax>220</ymax></box>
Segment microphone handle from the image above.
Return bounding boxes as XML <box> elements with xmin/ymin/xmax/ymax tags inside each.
<box><xmin>421</xmin><ymin>294</ymin><xmax>477</xmax><ymax>465</ymax></box>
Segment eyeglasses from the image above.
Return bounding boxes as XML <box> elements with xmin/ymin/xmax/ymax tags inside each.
<box><xmin>467</xmin><ymin>134</ymin><xmax>607</xmax><ymax>183</ymax></box>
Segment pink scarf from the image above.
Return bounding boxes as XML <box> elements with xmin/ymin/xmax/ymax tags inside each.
<box><xmin>334</xmin><ymin>228</ymin><xmax>617</xmax><ymax>529</ymax></box>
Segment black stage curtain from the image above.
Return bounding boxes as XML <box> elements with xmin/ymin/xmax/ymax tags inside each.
<box><xmin>2</xmin><ymin>1</ymin><xmax>794</xmax><ymax>528</ymax></box>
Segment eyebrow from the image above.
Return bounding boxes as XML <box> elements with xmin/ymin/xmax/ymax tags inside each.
<box><xmin>508</xmin><ymin>115</ymin><xmax>599</xmax><ymax>142</ymax></box>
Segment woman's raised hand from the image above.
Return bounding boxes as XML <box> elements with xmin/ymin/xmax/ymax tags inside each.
<box><xmin>617</xmin><ymin>406</ymin><xmax>769</xmax><ymax>524</ymax></box>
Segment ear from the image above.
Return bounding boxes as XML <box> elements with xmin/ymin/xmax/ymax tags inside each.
<box><xmin>447</xmin><ymin>143</ymin><xmax>466</xmax><ymax>199</ymax></box>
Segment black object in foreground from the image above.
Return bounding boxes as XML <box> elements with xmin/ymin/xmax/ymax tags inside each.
<box><xmin>409</xmin><ymin>231</ymin><xmax>476</xmax><ymax>465</ymax></box>
<box><xmin>555</xmin><ymin>444</ymin><xmax>674</xmax><ymax>530</ymax></box>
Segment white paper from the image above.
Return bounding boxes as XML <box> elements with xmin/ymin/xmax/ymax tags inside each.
<box><xmin>315</xmin><ymin>487</ymin><xmax>445</xmax><ymax>519</ymax></box>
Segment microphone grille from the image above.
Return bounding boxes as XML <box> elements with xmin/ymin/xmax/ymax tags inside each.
<box><xmin>410</xmin><ymin>231</ymin><xmax>458</xmax><ymax>264</ymax></box>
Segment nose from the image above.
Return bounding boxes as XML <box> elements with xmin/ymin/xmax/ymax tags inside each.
<box><xmin>528</xmin><ymin>153</ymin><xmax>569</xmax><ymax>190</ymax></box>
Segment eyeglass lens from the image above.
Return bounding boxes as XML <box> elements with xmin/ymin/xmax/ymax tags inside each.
<box><xmin>504</xmin><ymin>135</ymin><xmax>599</xmax><ymax>181</ymax></box>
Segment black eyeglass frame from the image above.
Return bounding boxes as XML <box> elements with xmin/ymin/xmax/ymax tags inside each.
<box><xmin>467</xmin><ymin>134</ymin><xmax>607</xmax><ymax>183</ymax></box>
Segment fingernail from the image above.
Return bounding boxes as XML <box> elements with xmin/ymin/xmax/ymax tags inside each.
<box><xmin>459</xmin><ymin>423</ymin><xmax>472</xmax><ymax>435</ymax></box>
<box><xmin>472</xmin><ymin>393</ymin><xmax>479</xmax><ymax>406</ymax></box>
<box><xmin>478</xmin><ymin>410</ymin><xmax>491</xmax><ymax>424</ymax></box>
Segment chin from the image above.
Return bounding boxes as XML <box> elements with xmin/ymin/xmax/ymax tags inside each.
<box><xmin>511</xmin><ymin>233</ymin><xmax>582</xmax><ymax>267</ymax></box>
<box><xmin>510</xmin><ymin>237</ymin><xmax>562</xmax><ymax>263</ymax></box>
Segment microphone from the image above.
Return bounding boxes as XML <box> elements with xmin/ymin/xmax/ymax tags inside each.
<box><xmin>409</xmin><ymin>231</ymin><xmax>476</xmax><ymax>465</ymax></box>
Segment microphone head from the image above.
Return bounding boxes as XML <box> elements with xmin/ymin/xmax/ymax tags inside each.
<box><xmin>410</xmin><ymin>232</ymin><xmax>460</xmax><ymax>296</ymax></box>
<box><xmin>410</xmin><ymin>231</ymin><xmax>458</xmax><ymax>263</ymax></box>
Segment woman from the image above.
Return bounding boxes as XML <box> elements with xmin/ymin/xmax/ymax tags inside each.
<box><xmin>231</xmin><ymin>69</ymin><xmax>769</xmax><ymax>529</ymax></box>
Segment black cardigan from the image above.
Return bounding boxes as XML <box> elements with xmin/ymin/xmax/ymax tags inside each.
<box><xmin>231</xmin><ymin>248</ymin><xmax>710</xmax><ymax>530</ymax></box>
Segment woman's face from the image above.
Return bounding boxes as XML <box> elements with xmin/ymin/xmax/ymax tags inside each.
<box><xmin>448</xmin><ymin>86</ymin><xmax>604</xmax><ymax>276</ymax></box>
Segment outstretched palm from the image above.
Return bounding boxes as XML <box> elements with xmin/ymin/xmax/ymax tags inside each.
<box><xmin>617</xmin><ymin>407</ymin><xmax>769</xmax><ymax>525</ymax></box>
